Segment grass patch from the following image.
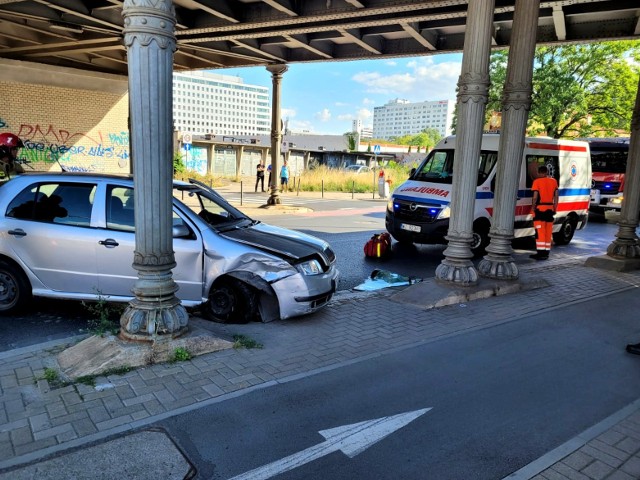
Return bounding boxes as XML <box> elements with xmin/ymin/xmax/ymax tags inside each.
<box><xmin>233</xmin><ymin>334</ymin><xmax>263</xmax><ymax>349</ymax></box>
<box><xmin>170</xmin><ymin>347</ymin><xmax>192</xmax><ymax>363</ymax></box>
<box><xmin>36</xmin><ymin>367</ymin><xmax>69</xmax><ymax>389</ymax></box>
<box><xmin>75</xmin><ymin>365</ymin><xmax>133</xmax><ymax>387</ymax></box>
<box><xmin>82</xmin><ymin>294</ymin><xmax>126</xmax><ymax>337</ymax></box>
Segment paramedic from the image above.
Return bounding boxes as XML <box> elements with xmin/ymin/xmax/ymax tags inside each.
<box><xmin>530</xmin><ymin>165</ymin><xmax>558</xmax><ymax>260</ymax></box>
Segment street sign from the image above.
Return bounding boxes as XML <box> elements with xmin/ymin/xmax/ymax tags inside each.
<box><xmin>373</xmin><ymin>144</ymin><xmax>381</xmax><ymax>155</ymax></box>
<box><xmin>182</xmin><ymin>133</ymin><xmax>192</xmax><ymax>145</ymax></box>
<box><xmin>183</xmin><ymin>143</ymin><xmax>191</xmax><ymax>151</ymax></box>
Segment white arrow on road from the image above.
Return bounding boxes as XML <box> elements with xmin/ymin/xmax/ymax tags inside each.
<box><xmin>229</xmin><ymin>408</ymin><xmax>432</xmax><ymax>480</ymax></box>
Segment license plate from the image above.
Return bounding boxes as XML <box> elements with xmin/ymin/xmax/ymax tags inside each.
<box><xmin>400</xmin><ymin>223</ymin><xmax>421</xmax><ymax>232</ymax></box>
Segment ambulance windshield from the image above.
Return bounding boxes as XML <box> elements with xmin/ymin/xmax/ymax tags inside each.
<box><xmin>413</xmin><ymin>149</ymin><xmax>498</xmax><ymax>186</ymax></box>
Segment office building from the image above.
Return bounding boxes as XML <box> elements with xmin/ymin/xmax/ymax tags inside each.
<box><xmin>172</xmin><ymin>70</ymin><xmax>271</xmax><ymax>137</ymax></box>
<box><xmin>373</xmin><ymin>99</ymin><xmax>454</xmax><ymax>139</ymax></box>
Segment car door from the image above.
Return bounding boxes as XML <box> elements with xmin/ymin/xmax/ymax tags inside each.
<box><xmin>95</xmin><ymin>184</ymin><xmax>204</xmax><ymax>301</ymax></box>
<box><xmin>4</xmin><ymin>181</ymin><xmax>99</xmax><ymax>294</ymax></box>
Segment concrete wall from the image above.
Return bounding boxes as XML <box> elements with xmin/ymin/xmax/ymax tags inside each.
<box><xmin>0</xmin><ymin>59</ymin><xmax>130</xmax><ymax>174</ymax></box>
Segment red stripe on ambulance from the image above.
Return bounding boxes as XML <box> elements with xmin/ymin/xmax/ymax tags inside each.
<box><xmin>527</xmin><ymin>142</ymin><xmax>588</xmax><ymax>152</ymax></box>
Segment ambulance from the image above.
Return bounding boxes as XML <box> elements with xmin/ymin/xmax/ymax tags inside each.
<box><xmin>385</xmin><ymin>134</ymin><xmax>591</xmax><ymax>255</ymax></box>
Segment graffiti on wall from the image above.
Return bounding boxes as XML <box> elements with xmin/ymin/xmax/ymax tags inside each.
<box><xmin>1</xmin><ymin>122</ymin><xmax>130</xmax><ymax>172</ymax></box>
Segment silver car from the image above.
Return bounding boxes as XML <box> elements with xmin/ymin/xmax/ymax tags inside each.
<box><xmin>0</xmin><ymin>173</ymin><xmax>339</xmax><ymax>323</ymax></box>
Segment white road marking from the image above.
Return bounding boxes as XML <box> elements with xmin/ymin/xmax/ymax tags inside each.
<box><xmin>228</xmin><ymin>408</ymin><xmax>432</xmax><ymax>480</ymax></box>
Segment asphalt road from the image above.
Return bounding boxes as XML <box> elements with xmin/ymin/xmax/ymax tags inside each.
<box><xmin>155</xmin><ymin>288</ymin><xmax>640</xmax><ymax>480</ymax></box>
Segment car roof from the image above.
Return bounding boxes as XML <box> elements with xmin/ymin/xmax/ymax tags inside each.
<box><xmin>6</xmin><ymin>172</ymin><xmax>194</xmax><ymax>188</ymax></box>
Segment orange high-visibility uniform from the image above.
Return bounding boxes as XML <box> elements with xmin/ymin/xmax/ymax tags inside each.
<box><xmin>532</xmin><ymin>176</ymin><xmax>558</xmax><ymax>252</ymax></box>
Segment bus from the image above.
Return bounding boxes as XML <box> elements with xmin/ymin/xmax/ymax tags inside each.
<box><xmin>586</xmin><ymin>137</ymin><xmax>630</xmax><ymax>216</ymax></box>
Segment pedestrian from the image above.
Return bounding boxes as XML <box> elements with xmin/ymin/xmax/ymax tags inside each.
<box><xmin>0</xmin><ymin>132</ymin><xmax>25</xmax><ymax>180</ymax></box>
<box><xmin>255</xmin><ymin>161</ymin><xmax>265</xmax><ymax>192</ymax></box>
<box><xmin>267</xmin><ymin>163</ymin><xmax>272</xmax><ymax>190</ymax></box>
<box><xmin>530</xmin><ymin>164</ymin><xmax>558</xmax><ymax>260</ymax></box>
<box><xmin>280</xmin><ymin>160</ymin><xmax>290</xmax><ymax>193</ymax></box>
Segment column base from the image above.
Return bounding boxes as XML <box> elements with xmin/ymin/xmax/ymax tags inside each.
<box><xmin>267</xmin><ymin>193</ymin><xmax>282</xmax><ymax>205</ymax></box>
<box><xmin>606</xmin><ymin>240</ymin><xmax>640</xmax><ymax>259</ymax></box>
<box><xmin>435</xmin><ymin>258</ymin><xmax>478</xmax><ymax>286</ymax></box>
<box><xmin>478</xmin><ymin>255</ymin><xmax>519</xmax><ymax>280</ymax></box>
<box><xmin>120</xmin><ymin>298</ymin><xmax>189</xmax><ymax>342</ymax></box>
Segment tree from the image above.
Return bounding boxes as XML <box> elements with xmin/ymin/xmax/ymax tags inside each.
<box><xmin>392</xmin><ymin>128</ymin><xmax>442</xmax><ymax>150</ymax></box>
<box><xmin>344</xmin><ymin>132</ymin><xmax>357</xmax><ymax>151</ymax></box>
<box><xmin>488</xmin><ymin>41</ymin><xmax>640</xmax><ymax>138</ymax></box>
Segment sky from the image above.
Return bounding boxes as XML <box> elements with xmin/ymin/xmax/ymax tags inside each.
<box><xmin>218</xmin><ymin>53</ymin><xmax>463</xmax><ymax>136</ymax></box>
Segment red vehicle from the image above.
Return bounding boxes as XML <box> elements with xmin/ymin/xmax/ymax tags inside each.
<box><xmin>587</xmin><ymin>138</ymin><xmax>630</xmax><ymax>216</ymax></box>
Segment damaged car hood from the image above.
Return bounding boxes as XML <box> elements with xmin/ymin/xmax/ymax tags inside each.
<box><xmin>219</xmin><ymin>223</ymin><xmax>333</xmax><ymax>264</ymax></box>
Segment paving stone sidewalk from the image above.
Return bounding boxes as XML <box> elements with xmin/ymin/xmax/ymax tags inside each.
<box><xmin>0</xmin><ymin>255</ymin><xmax>639</xmax><ymax>479</ymax></box>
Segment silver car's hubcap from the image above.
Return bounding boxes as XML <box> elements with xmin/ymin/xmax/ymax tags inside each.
<box><xmin>0</xmin><ymin>273</ymin><xmax>17</xmax><ymax>304</ymax></box>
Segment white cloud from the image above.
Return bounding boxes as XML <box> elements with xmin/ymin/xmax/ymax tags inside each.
<box><xmin>315</xmin><ymin>108</ymin><xmax>332</xmax><ymax>122</ymax></box>
<box><xmin>337</xmin><ymin>113</ymin><xmax>353</xmax><ymax>121</ymax></box>
<box><xmin>282</xmin><ymin>107</ymin><xmax>297</xmax><ymax>118</ymax></box>
<box><xmin>334</xmin><ymin>101</ymin><xmax>349</xmax><ymax>107</ymax></box>
<box><xmin>356</xmin><ymin>108</ymin><xmax>372</xmax><ymax>120</ymax></box>
<box><xmin>362</xmin><ymin>98</ymin><xmax>375</xmax><ymax>105</ymax></box>
<box><xmin>352</xmin><ymin>56</ymin><xmax>461</xmax><ymax>102</ymax></box>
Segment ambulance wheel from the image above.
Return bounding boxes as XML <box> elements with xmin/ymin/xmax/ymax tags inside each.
<box><xmin>553</xmin><ymin>217</ymin><xmax>576</xmax><ymax>245</ymax></box>
<box><xmin>471</xmin><ymin>221</ymin><xmax>490</xmax><ymax>257</ymax></box>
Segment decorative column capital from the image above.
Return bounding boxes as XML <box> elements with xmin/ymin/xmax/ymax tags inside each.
<box><xmin>457</xmin><ymin>72</ymin><xmax>490</xmax><ymax>104</ymax></box>
<box><xmin>122</xmin><ymin>0</ymin><xmax>176</xmax><ymax>49</ymax></box>
<box><xmin>267</xmin><ymin>64</ymin><xmax>289</xmax><ymax>77</ymax></box>
<box><xmin>501</xmin><ymin>81</ymin><xmax>532</xmax><ymax>111</ymax></box>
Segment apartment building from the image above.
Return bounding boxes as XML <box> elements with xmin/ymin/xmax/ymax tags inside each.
<box><xmin>373</xmin><ymin>98</ymin><xmax>454</xmax><ymax>139</ymax></box>
<box><xmin>173</xmin><ymin>70</ymin><xmax>271</xmax><ymax>137</ymax></box>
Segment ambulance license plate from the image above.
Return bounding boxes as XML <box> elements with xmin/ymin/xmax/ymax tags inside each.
<box><xmin>400</xmin><ymin>223</ymin><xmax>421</xmax><ymax>232</ymax></box>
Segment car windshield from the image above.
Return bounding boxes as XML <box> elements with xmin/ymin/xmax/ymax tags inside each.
<box><xmin>173</xmin><ymin>181</ymin><xmax>252</xmax><ymax>231</ymax></box>
<box><xmin>412</xmin><ymin>149</ymin><xmax>498</xmax><ymax>186</ymax></box>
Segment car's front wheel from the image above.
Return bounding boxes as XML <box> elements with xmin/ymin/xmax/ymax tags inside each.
<box><xmin>205</xmin><ymin>277</ymin><xmax>258</xmax><ymax>324</ymax></box>
<box><xmin>0</xmin><ymin>261</ymin><xmax>31</xmax><ymax>315</ymax></box>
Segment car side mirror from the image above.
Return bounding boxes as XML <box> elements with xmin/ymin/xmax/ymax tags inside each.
<box><xmin>172</xmin><ymin>224</ymin><xmax>191</xmax><ymax>238</ymax></box>
<box><xmin>410</xmin><ymin>168</ymin><xmax>416</xmax><ymax>178</ymax></box>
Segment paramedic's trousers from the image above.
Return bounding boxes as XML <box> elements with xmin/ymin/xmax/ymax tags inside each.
<box><xmin>534</xmin><ymin>219</ymin><xmax>553</xmax><ymax>252</ymax></box>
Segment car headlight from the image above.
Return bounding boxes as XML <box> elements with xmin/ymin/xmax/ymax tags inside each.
<box><xmin>297</xmin><ymin>259</ymin><xmax>323</xmax><ymax>275</ymax></box>
<box><xmin>437</xmin><ymin>206</ymin><xmax>451</xmax><ymax>219</ymax></box>
<box><xmin>387</xmin><ymin>199</ymin><xmax>395</xmax><ymax>212</ymax></box>
<box><xmin>610</xmin><ymin>196</ymin><xmax>623</xmax><ymax>205</ymax></box>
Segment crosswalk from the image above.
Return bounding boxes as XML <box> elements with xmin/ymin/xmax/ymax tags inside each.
<box><xmin>222</xmin><ymin>192</ymin><xmax>342</xmax><ymax>206</ymax></box>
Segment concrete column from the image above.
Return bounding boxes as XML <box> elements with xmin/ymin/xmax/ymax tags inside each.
<box><xmin>119</xmin><ymin>0</ymin><xmax>188</xmax><ymax>341</ymax></box>
<box><xmin>605</xmin><ymin>76</ymin><xmax>640</xmax><ymax>259</ymax></box>
<box><xmin>479</xmin><ymin>0</ymin><xmax>540</xmax><ymax>280</ymax></box>
<box><xmin>266</xmin><ymin>64</ymin><xmax>288</xmax><ymax>205</ymax></box>
<box><xmin>435</xmin><ymin>0</ymin><xmax>495</xmax><ymax>286</ymax></box>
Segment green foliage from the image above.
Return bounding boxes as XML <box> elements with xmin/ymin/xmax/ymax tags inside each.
<box><xmin>174</xmin><ymin>151</ymin><xmax>186</xmax><ymax>175</ymax></box>
<box><xmin>36</xmin><ymin>368</ymin><xmax>69</xmax><ymax>389</ymax></box>
<box><xmin>393</xmin><ymin>128</ymin><xmax>443</xmax><ymax>150</ymax></box>
<box><xmin>82</xmin><ymin>294</ymin><xmax>125</xmax><ymax>337</ymax></box>
<box><xmin>345</xmin><ymin>132</ymin><xmax>357</xmax><ymax>151</ymax></box>
<box><xmin>170</xmin><ymin>347</ymin><xmax>192</xmax><ymax>363</ymax></box>
<box><xmin>76</xmin><ymin>366</ymin><xmax>133</xmax><ymax>387</ymax></box>
<box><xmin>43</xmin><ymin>368</ymin><xmax>59</xmax><ymax>383</ymax></box>
<box><xmin>233</xmin><ymin>334</ymin><xmax>263</xmax><ymax>349</ymax></box>
<box><xmin>488</xmin><ymin>40</ymin><xmax>640</xmax><ymax>138</ymax></box>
